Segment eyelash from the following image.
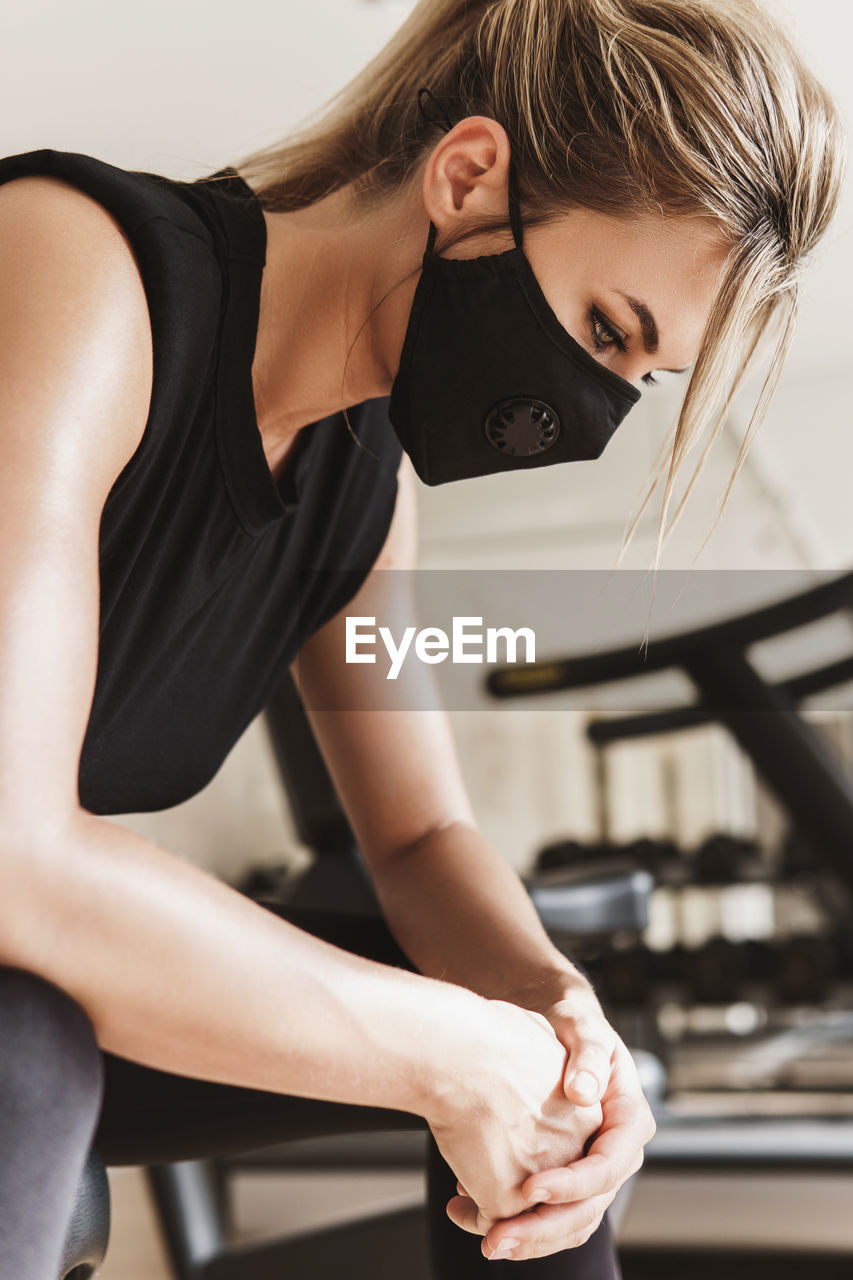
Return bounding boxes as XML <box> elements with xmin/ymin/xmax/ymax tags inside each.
<box><xmin>588</xmin><ymin>306</ymin><xmax>659</xmax><ymax>387</ymax></box>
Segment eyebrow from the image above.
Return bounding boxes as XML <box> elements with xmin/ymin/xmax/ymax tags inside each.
<box><xmin>616</xmin><ymin>291</ymin><xmax>691</xmax><ymax>375</ymax></box>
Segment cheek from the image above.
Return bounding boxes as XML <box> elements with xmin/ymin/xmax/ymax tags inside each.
<box><xmin>522</xmin><ymin>241</ymin><xmax>593</xmax><ymax>344</ymax></box>
<box><xmin>532</xmin><ymin>271</ymin><xmax>591</xmax><ymax>344</ymax></box>
<box><xmin>551</xmin><ymin>296</ymin><xmax>591</xmax><ymax>346</ymax></box>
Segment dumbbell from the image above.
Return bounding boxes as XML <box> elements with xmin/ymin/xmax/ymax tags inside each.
<box><xmin>685</xmin><ymin>937</ymin><xmax>753</xmax><ymax>1004</ymax></box>
<box><xmin>234</xmin><ymin>863</ymin><xmax>293</xmax><ymax>900</ymax></box>
<box><xmin>693</xmin><ymin>834</ymin><xmax>763</xmax><ymax>884</ymax></box>
<box><xmin>535</xmin><ymin>839</ymin><xmax>617</xmax><ymax>873</ymax></box>
<box><xmin>621</xmin><ymin>837</ymin><xmax>681</xmax><ymax>877</ymax></box>
<box><xmin>773</xmin><ymin>935</ymin><xmax>839</xmax><ymax>1004</ymax></box>
<box><xmin>598</xmin><ymin>945</ymin><xmax>651</xmax><ymax>1007</ymax></box>
<box><xmin>778</xmin><ymin>828</ymin><xmax>821</xmax><ymax>880</ymax></box>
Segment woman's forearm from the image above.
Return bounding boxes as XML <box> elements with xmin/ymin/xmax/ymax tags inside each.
<box><xmin>368</xmin><ymin>822</ymin><xmax>593</xmax><ymax>1012</ymax></box>
<box><xmin>0</xmin><ymin>810</ymin><xmax>487</xmax><ymax>1116</ymax></box>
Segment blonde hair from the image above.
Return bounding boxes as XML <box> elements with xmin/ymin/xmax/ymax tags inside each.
<box><xmin>236</xmin><ymin>0</ymin><xmax>845</xmax><ymax>557</ymax></box>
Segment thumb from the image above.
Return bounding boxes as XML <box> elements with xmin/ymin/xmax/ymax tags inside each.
<box><xmin>558</xmin><ymin>1020</ymin><xmax>616</xmax><ymax>1105</ymax></box>
<box><xmin>563</xmin><ymin>1058</ymin><xmax>606</xmax><ymax>1105</ymax></box>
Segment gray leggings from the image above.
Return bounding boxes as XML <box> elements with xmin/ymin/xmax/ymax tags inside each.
<box><xmin>0</xmin><ymin>967</ymin><xmax>104</xmax><ymax>1277</ymax></box>
<box><xmin>0</xmin><ymin>906</ymin><xmax>619</xmax><ymax>1279</ymax></box>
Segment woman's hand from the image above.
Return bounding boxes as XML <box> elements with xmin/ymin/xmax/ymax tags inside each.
<box><xmin>448</xmin><ymin>983</ymin><xmax>656</xmax><ymax>1262</ymax></box>
<box><xmin>425</xmin><ymin>997</ymin><xmax>603</xmax><ymax>1231</ymax></box>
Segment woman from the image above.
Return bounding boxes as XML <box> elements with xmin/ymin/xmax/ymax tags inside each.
<box><xmin>0</xmin><ymin>0</ymin><xmax>843</xmax><ymax>1275</ymax></box>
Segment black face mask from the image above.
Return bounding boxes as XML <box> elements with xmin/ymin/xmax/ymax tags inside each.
<box><xmin>388</xmin><ymin>117</ymin><xmax>641</xmax><ymax>486</ymax></box>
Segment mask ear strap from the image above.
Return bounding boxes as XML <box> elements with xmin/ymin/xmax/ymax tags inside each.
<box><xmin>507</xmin><ymin>155</ymin><xmax>524</xmax><ymax>250</ymax></box>
<box><xmin>417</xmin><ymin>86</ymin><xmax>523</xmax><ymax>254</ymax></box>
<box><xmin>418</xmin><ymin>87</ymin><xmax>450</xmax><ymax>259</ymax></box>
<box><xmin>426</xmin><ymin>168</ymin><xmax>520</xmax><ymax>258</ymax></box>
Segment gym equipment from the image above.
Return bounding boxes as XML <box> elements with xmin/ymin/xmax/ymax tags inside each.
<box><xmin>692</xmin><ymin>834</ymin><xmax>764</xmax><ymax>884</ymax></box>
<box><xmin>486</xmin><ymin>570</ymin><xmax>853</xmax><ymax>1272</ymax></box>
<box><xmin>487</xmin><ymin>570</ymin><xmax>853</xmax><ymax>892</ymax></box>
<box><xmin>57</xmin><ymin>1147</ymin><xmax>111</xmax><ymax>1280</ymax></box>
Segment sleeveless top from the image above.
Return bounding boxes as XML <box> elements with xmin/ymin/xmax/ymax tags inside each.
<box><xmin>0</xmin><ymin>148</ymin><xmax>403</xmax><ymax>816</ymax></box>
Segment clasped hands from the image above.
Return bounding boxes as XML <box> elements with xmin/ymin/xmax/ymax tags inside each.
<box><xmin>430</xmin><ymin>983</ymin><xmax>656</xmax><ymax>1264</ymax></box>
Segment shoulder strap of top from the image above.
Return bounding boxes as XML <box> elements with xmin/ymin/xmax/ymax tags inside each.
<box><xmin>0</xmin><ymin>148</ymin><xmax>214</xmax><ymax>243</ymax></box>
<box><xmin>0</xmin><ymin>148</ymin><xmax>247</xmax><ymax>529</ymax></box>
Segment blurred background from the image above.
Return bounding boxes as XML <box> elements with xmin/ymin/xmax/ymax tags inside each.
<box><xmin>4</xmin><ymin>0</ymin><xmax>853</xmax><ymax>1276</ymax></box>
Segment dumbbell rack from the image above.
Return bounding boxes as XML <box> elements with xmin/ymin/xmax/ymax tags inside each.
<box><xmin>534</xmin><ymin>830</ymin><xmax>853</xmax><ymax>1108</ymax></box>
<box><xmin>487</xmin><ymin>573</ymin><xmax>853</xmax><ymax>1115</ymax></box>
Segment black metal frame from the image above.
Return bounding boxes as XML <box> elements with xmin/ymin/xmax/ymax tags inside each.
<box><xmin>144</xmin><ymin>1157</ymin><xmax>431</xmax><ymax>1280</ymax></box>
<box><xmin>486</xmin><ymin>570</ymin><xmax>853</xmax><ymax>893</ymax></box>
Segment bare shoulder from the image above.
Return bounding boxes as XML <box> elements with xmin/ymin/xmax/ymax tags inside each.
<box><xmin>0</xmin><ymin>173</ymin><xmax>154</xmax><ymax>507</ymax></box>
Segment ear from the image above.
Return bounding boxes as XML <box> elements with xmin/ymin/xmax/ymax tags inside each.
<box><xmin>421</xmin><ymin>116</ymin><xmax>512</xmax><ymax>249</ymax></box>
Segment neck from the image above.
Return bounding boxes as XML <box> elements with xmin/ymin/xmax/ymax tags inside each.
<box><xmin>247</xmin><ymin>180</ymin><xmax>425</xmax><ymax>476</ymax></box>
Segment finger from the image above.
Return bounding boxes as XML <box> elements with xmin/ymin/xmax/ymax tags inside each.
<box><xmin>445</xmin><ymin>1194</ymin><xmax>493</xmax><ymax>1237</ymax></box>
<box><xmin>606</xmin><ymin>1038</ymin><xmax>658</xmax><ymax>1133</ymax></box>
<box><xmin>521</xmin><ymin>1040</ymin><xmax>654</xmax><ymax>1207</ymax></box>
<box><xmin>553</xmin><ymin>1012</ymin><xmax>618</xmax><ymax>1106</ymax></box>
<box><xmin>482</xmin><ymin>1194</ymin><xmax>614</xmax><ymax>1262</ymax></box>
<box><xmin>522</xmin><ymin>1128</ymin><xmax>647</xmax><ymax>1207</ymax></box>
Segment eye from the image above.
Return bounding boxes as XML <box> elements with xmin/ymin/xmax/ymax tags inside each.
<box><xmin>588</xmin><ymin>305</ymin><xmax>627</xmax><ymax>355</ymax></box>
<box><xmin>589</xmin><ymin>305</ymin><xmax>662</xmax><ymax>389</ymax></box>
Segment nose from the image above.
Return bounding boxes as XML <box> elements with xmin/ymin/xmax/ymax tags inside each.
<box><xmin>614</xmin><ymin>353</ymin><xmax>655</xmax><ymax>389</ymax></box>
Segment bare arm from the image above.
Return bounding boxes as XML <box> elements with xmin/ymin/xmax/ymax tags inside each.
<box><xmin>294</xmin><ymin>458</ymin><xmax>590</xmax><ymax>1016</ymax></box>
<box><xmin>0</xmin><ymin>177</ymin><xmax>491</xmax><ymax>1119</ymax></box>
<box><xmin>294</xmin><ymin>458</ymin><xmax>655</xmax><ymax>1256</ymax></box>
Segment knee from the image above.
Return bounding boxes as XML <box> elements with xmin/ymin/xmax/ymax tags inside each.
<box><xmin>0</xmin><ymin>965</ymin><xmax>104</xmax><ymax>1120</ymax></box>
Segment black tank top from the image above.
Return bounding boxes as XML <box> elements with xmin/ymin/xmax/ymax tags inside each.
<box><xmin>0</xmin><ymin>149</ymin><xmax>403</xmax><ymax>815</ymax></box>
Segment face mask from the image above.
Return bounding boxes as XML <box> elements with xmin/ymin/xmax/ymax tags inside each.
<box><xmin>387</xmin><ymin>106</ymin><xmax>642</xmax><ymax>486</ymax></box>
